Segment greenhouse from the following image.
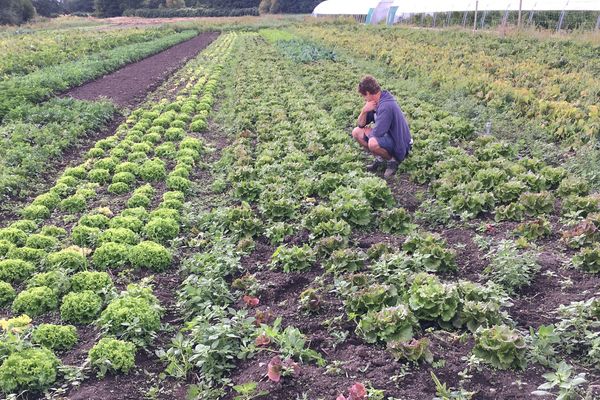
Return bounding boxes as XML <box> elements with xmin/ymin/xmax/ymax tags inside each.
<box><xmin>312</xmin><ymin>0</ymin><xmax>600</xmax><ymax>30</ymax></box>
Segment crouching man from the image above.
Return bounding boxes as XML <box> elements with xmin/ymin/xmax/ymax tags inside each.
<box><xmin>351</xmin><ymin>75</ymin><xmax>412</xmax><ymax>178</ymax></box>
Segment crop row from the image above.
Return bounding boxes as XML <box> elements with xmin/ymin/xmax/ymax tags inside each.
<box><xmin>0</xmin><ymin>32</ymin><xmax>235</xmax><ymax>396</ymax></box>
<box><xmin>0</xmin><ymin>26</ymin><xmax>182</xmax><ymax>79</ymax></box>
<box><xmin>0</xmin><ymin>28</ymin><xmax>199</xmax><ymax>121</ymax></box>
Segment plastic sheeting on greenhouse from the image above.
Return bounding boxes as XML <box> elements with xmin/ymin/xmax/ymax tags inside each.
<box><xmin>387</xmin><ymin>0</ymin><xmax>600</xmax><ymax>13</ymax></box>
<box><xmin>312</xmin><ymin>0</ymin><xmax>380</xmax><ymax>16</ymax></box>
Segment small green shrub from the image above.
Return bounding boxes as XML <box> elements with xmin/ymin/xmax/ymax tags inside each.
<box><xmin>190</xmin><ymin>119</ymin><xmax>207</xmax><ymax>132</ymax></box>
<box><xmin>98</xmin><ymin>228</ymin><xmax>138</xmax><ymax>246</ymax></box>
<box><xmin>0</xmin><ymin>228</ymin><xmax>27</xmax><ymax>246</ymax></box>
<box><xmin>27</xmin><ymin>270</ymin><xmax>70</xmax><ymax>295</ymax></box>
<box><xmin>380</xmin><ymin>207</ymin><xmax>413</xmax><ymax>234</ymax></box>
<box><xmin>166</xmin><ymin>175</ymin><xmax>191</xmax><ymax>193</ymax></box>
<box><xmin>32</xmin><ymin>192</ymin><xmax>61</xmax><ymax>209</ymax></box>
<box><xmin>70</xmin><ymin>271</ymin><xmax>114</xmax><ymax>296</ymax></box>
<box><xmin>12</xmin><ymin>286</ymin><xmax>58</xmax><ymax>317</ymax></box>
<box><xmin>71</xmin><ymin>225</ymin><xmax>101</xmax><ymax>248</ymax></box>
<box><xmin>408</xmin><ymin>273</ymin><xmax>459</xmax><ymax>322</ymax></box>
<box><xmin>97</xmin><ymin>294</ymin><xmax>161</xmax><ymax>346</ymax></box>
<box><xmin>7</xmin><ymin>247</ymin><xmax>46</xmax><ymax>265</ymax></box>
<box><xmin>46</xmin><ymin>249</ymin><xmax>87</xmax><ymax>271</ymax></box>
<box><xmin>129</xmin><ymin>241</ymin><xmax>172</xmax><ymax>271</ymax></box>
<box><xmin>0</xmin><ymin>281</ymin><xmax>16</xmax><ymax>307</ymax></box>
<box><xmin>143</xmin><ymin>218</ymin><xmax>180</xmax><ymax>243</ymax></box>
<box><xmin>32</xmin><ymin>324</ymin><xmax>78</xmax><ymax>351</ymax></box>
<box><xmin>78</xmin><ymin>214</ymin><xmax>110</xmax><ymax>229</ymax></box>
<box><xmin>0</xmin><ymin>240</ymin><xmax>13</xmax><ymax>258</ymax></box>
<box><xmin>94</xmin><ymin>157</ymin><xmax>117</xmax><ymax>172</ymax></box>
<box><xmin>126</xmin><ymin>193</ymin><xmax>151</xmax><ymax>209</ymax></box>
<box><xmin>572</xmin><ymin>244</ymin><xmax>600</xmax><ymax>273</ymax></box>
<box><xmin>270</xmin><ymin>245</ymin><xmax>315</xmax><ymax>273</ymax></box>
<box><xmin>0</xmin><ymin>347</ymin><xmax>60</xmax><ymax>393</ymax></box>
<box><xmin>25</xmin><ymin>234</ymin><xmax>59</xmax><ymax>251</ymax></box>
<box><xmin>60</xmin><ymin>290</ymin><xmax>103</xmax><ymax>324</ymax></box>
<box><xmin>115</xmin><ymin>162</ymin><xmax>140</xmax><ymax>176</ymax></box>
<box><xmin>9</xmin><ymin>219</ymin><xmax>38</xmax><ymax>233</ymax></box>
<box><xmin>88</xmin><ymin>168</ymin><xmax>110</xmax><ymax>184</ymax></box>
<box><xmin>140</xmin><ymin>159</ymin><xmax>167</xmax><ymax>182</ymax></box>
<box><xmin>92</xmin><ymin>242</ymin><xmax>130</xmax><ymax>269</ymax></box>
<box><xmin>121</xmin><ymin>207</ymin><xmax>148</xmax><ymax>221</ymax></box>
<box><xmin>165</xmin><ymin>127</ymin><xmax>185</xmax><ymax>141</ymax></box>
<box><xmin>473</xmin><ymin>325</ymin><xmax>527</xmax><ymax>370</ymax></box>
<box><xmin>21</xmin><ymin>205</ymin><xmax>51</xmax><ymax>220</ymax></box>
<box><xmin>108</xmin><ymin>182</ymin><xmax>130</xmax><ymax>194</ymax></box>
<box><xmin>89</xmin><ymin>338</ymin><xmax>136</xmax><ymax>378</ymax></box>
<box><xmin>60</xmin><ymin>194</ymin><xmax>86</xmax><ymax>213</ymax></box>
<box><xmin>109</xmin><ymin>216</ymin><xmax>143</xmax><ymax>233</ymax></box>
<box><xmin>356</xmin><ymin>305</ymin><xmax>418</xmax><ymax>344</ymax></box>
<box><xmin>113</xmin><ymin>172</ymin><xmax>136</xmax><ymax>186</ymax></box>
<box><xmin>0</xmin><ymin>259</ymin><xmax>35</xmax><ymax>283</ymax></box>
<box><xmin>40</xmin><ymin>225</ymin><xmax>67</xmax><ymax>238</ymax></box>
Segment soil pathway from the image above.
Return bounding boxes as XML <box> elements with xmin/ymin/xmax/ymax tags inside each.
<box><xmin>66</xmin><ymin>32</ymin><xmax>219</xmax><ymax>108</ymax></box>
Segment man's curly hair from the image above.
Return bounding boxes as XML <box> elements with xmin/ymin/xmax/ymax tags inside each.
<box><xmin>358</xmin><ymin>75</ymin><xmax>381</xmax><ymax>95</ymax></box>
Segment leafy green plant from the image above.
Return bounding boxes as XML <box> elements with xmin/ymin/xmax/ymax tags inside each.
<box><xmin>532</xmin><ymin>361</ymin><xmax>587</xmax><ymax>400</ymax></box>
<box><xmin>380</xmin><ymin>207</ymin><xmax>413</xmax><ymax>234</ymax></box>
<box><xmin>0</xmin><ymin>347</ymin><xmax>60</xmax><ymax>394</ymax></box>
<box><xmin>12</xmin><ymin>286</ymin><xmax>58</xmax><ymax>317</ymax></box>
<box><xmin>519</xmin><ymin>192</ymin><xmax>554</xmax><ymax>216</ymax></box>
<box><xmin>46</xmin><ymin>248</ymin><xmax>88</xmax><ymax>271</ymax></box>
<box><xmin>32</xmin><ymin>324</ymin><xmax>78</xmax><ymax>351</ymax></box>
<box><xmin>0</xmin><ymin>281</ymin><xmax>16</xmax><ymax>307</ymax></box>
<box><xmin>89</xmin><ymin>338</ymin><xmax>136</xmax><ymax>378</ymax></box>
<box><xmin>26</xmin><ymin>234</ymin><xmax>59</xmax><ymax>251</ymax></box>
<box><xmin>344</xmin><ymin>283</ymin><xmax>398</xmax><ymax>319</ymax></box>
<box><xmin>27</xmin><ymin>270</ymin><xmax>71</xmax><ymax>295</ymax></box>
<box><xmin>98</xmin><ymin>228</ymin><xmax>138</xmax><ymax>246</ymax></box>
<box><xmin>97</xmin><ymin>288</ymin><xmax>162</xmax><ymax>346</ymax></box>
<box><xmin>324</xmin><ymin>248</ymin><xmax>366</xmax><ymax>275</ymax></box>
<box><xmin>0</xmin><ymin>259</ymin><xmax>35</xmax><ymax>283</ymax></box>
<box><xmin>21</xmin><ymin>204</ymin><xmax>51</xmax><ymax>220</ymax></box>
<box><xmin>387</xmin><ymin>338</ymin><xmax>433</xmax><ymax>363</ymax></box>
<box><xmin>140</xmin><ymin>158</ymin><xmax>167</xmax><ymax>182</ymax></box>
<box><xmin>483</xmin><ymin>240</ymin><xmax>539</xmax><ymax>293</ymax></box>
<box><xmin>528</xmin><ymin>325</ymin><xmax>561</xmax><ymax>367</ymax></box>
<box><xmin>270</xmin><ymin>245</ymin><xmax>315</xmax><ymax>273</ymax></box>
<box><xmin>473</xmin><ymin>325</ymin><xmax>527</xmax><ymax>370</ymax></box>
<box><xmin>572</xmin><ymin>244</ymin><xmax>600</xmax><ymax>273</ymax></box>
<box><xmin>71</xmin><ymin>225</ymin><xmax>101</xmax><ymax>248</ymax></box>
<box><xmin>513</xmin><ymin>218</ymin><xmax>552</xmax><ymax>240</ymax></box>
<box><xmin>70</xmin><ymin>271</ymin><xmax>114</xmax><ymax>296</ymax></box>
<box><xmin>408</xmin><ymin>273</ymin><xmax>459</xmax><ymax>323</ymax></box>
<box><xmin>0</xmin><ymin>228</ymin><xmax>27</xmax><ymax>246</ymax></box>
<box><xmin>92</xmin><ymin>241</ymin><xmax>131</xmax><ymax>269</ymax></box>
<box><xmin>143</xmin><ymin>217</ymin><xmax>180</xmax><ymax>243</ymax></box>
<box><xmin>129</xmin><ymin>241</ymin><xmax>172</xmax><ymax>271</ymax></box>
<box><xmin>60</xmin><ymin>290</ymin><xmax>104</xmax><ymax>324</ymax></box>
<box><xmin>356</xmin><ymin>305</ymin><xmax>418</xmax><ymax>344</ymax></box>
<box><xmin>232</xmin><ymin>382</ymin><xmax>268</xmax><ymax>400</ymax></box>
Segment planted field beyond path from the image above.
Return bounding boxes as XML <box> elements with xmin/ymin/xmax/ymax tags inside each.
<box><xmin>0</xmin><ymin>30</ymin><xmax>218</xmax><ymax>214</ymax></box>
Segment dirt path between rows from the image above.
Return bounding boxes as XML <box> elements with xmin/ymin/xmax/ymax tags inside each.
<box><xmin>66</xmin><ymin>32</ymin><xmax>219</xmax><ymax>108</ymax></box>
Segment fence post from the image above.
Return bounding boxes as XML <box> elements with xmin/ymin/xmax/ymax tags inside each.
<box><xmin>481</xmin><ymin>10</ymin><xmax>487</xmax><ymax>29</ymax></box>
<box><xmin>473</xmin><ymin>0</ymin><xmax>479</xmax><ymax>31</ymax></box>
<box><xmin>463</xmin><ymin>11</ymin><xmax>468</xmax><ymax>27</ymax></box>
<box><xmin>528</xmin><ymin>10</ymin><xmax>534</xmax><ymax>26</ymax></box>
<box><xmin>596</xmin><ymin>13</ymin><xmax>600</xmax><ymax>31</ymax></box>
<box><xmin>518</xmin><ymin>0</ymin><xmax>523</xmax><ymax>29</ymax></box>
<box><xmin>433</xmin><ymin>12</ymin><xmax>437</xmax><ymax>27</ymax></box>
<box><xmin>502</xmin><ymin>9</ymin><xmax>509</xmax><ymax>28</ymax></box>
<box><xmin>557</xmin><ymin>10</ymin><xmax>566</xmax><ymax>31</ymax></box>
<box><xmin>446</xmin><ymin>11</ymin><xmax>451</xmax><ymax>26</ymax></box>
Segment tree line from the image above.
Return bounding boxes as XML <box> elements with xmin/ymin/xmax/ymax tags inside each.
<box><xmin>0</xmin><ymin>0</ymin><xmax>322</xmax><ymax>25</ymax></box>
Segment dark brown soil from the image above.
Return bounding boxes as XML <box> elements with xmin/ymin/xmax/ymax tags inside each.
<box><xmin>66</xmin><ymin>32</ymin><xmax>220</xmax><ymax>108</ymax></box>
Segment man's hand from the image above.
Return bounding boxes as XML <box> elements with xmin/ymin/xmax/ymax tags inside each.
<box><xmin>362</xmin><ymin>100</ymin><xmax>377</xmax><ymax>114</ymax></box>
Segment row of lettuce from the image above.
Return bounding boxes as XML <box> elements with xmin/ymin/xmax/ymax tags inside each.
<box><xmin>0</xmin><ymin>26</ymin><xmax>205</xmax><ymax>201</ymax></box>
<box><xmin>0</xmin><ymin>33</ymin><xmax>234</xmax><ymax>395</ymax></box>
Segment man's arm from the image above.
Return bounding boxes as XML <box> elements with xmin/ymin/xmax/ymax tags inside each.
<box><xmin>369</xmin><ymin>107</ymin><xmax>391</xmax><ymax>138</ymax></box>
<box><xmin>357</xmin><ymin>100</ymin><xmax>377</xmax><ymax>128</ymax></box>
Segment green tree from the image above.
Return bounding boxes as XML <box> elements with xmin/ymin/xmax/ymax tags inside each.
<box><xmin>32</xmin><ymin>0</ymin><xmax>63</xmax><ymax>16</ymax></box>
<box><xmin>0</xmin><ymin>0</ymin><xmax>36</xmax><ymax>25</ymax></box>
<box><xmin>258</xmin><ymin>0</ymin><xmax>270</xmax><ymax>14</ymax></box>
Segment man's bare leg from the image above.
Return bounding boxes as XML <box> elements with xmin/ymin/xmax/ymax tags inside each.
<box><xmin>368</xmin><ymin>137</ymin><xmax>393</xmax><ymax>160</ymax></box>
<box><xmin>351</xmin><ymin>127</ymin><xmax>370</xmax><ymax>150</ymax></box>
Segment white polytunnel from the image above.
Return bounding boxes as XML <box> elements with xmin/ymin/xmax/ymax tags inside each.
<box><xmin>312</xmin><ymin>0</ymin><xmax>600</xmax><ymax>25</ymax></box>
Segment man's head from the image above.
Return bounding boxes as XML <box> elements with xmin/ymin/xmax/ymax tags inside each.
<box><xmin>358</xmin><ymin>75</ymin><xmax>381</xmax><ymax>102</ymax></box>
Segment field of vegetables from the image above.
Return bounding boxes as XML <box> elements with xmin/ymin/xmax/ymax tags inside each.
<box><xmin>0</xmin><ymin>17</ymin><xmax>599</xmax><ymax>400</ymax></box>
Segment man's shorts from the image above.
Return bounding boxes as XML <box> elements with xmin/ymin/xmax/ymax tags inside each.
<box><xmin>374</xmin><ymin>133</ymin><xmax>395</xmax><ymax>155</ymax></box>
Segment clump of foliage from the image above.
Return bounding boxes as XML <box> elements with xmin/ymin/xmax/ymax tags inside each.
<box><xmin>88</xmin><ymin>338</ymin><xmax>136</xmax><ymax>378</ymax></box>
<box><xmin>473</xmin><ymin>325</ymin><xmax>527</xmax><ymax>370</ymax></box>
